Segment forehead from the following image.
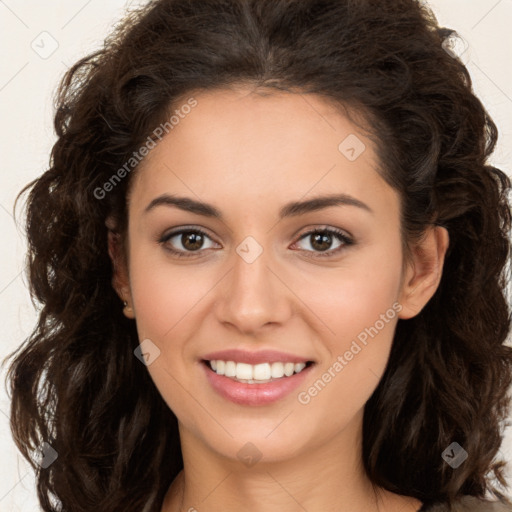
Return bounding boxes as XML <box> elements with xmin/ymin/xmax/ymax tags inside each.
<box><xmin>128</xmin><ymin>87</ymin><xmax>398</xmax><ymax>220</ymax></box>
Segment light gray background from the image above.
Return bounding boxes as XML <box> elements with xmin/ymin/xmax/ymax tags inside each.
<box><xmin>1</xmin><ymin>1</ymin><xmax>511</xmax><ymax>510</ymax></box>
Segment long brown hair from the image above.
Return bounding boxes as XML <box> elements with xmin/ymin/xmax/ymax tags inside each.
<box><xmin>3</xmin><ymin>0</ymin><xmax>512</xmax><ymax>510</ymax></box>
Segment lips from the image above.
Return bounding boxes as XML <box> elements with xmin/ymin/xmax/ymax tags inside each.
<box><xmin>199</xmin><ymin>348</ymin><xmax>316</xmax><ymax>405</ymax></box>
<box><xmin>201</xmin><ymin>359</ymin><xmax>315</xmax><ymax>406</ymax></box>
<box><xmin>201</xmin><ymin>348</ymin><xmax>314</xmax><ymax>365</ymax></box>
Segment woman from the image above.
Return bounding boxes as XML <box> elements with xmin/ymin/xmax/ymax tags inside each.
<box><xmin>4</xmin><ymin>0</ymin><xmax>512</xmax><ymax>511</ymax></box>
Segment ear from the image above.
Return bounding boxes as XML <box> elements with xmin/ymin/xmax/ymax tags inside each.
<box><xmin>397</xmin><ymin>225</ymin><xmax>449</xmax><ymax>320</ymax></box>
<box><xmin>106</xmin><ymin>216</ymin><xmax>135</xmax><ymax>319</ymax></box>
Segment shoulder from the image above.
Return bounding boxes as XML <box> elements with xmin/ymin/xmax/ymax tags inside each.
<box><xmin>422</xmin><ymin>496</ymin><xmax>512</xmax><ymax>511</ymax></box>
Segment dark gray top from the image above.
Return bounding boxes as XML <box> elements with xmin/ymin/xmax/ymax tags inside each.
<box><xmin>419</xmin><ymin>496</ymin><xmax>512</xmax><ymax>511</ymax></box>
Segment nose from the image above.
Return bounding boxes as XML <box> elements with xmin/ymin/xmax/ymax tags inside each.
<box><xmin>215</xmin><ymin>236</ymin><xmax>293</xmax><ymax>335</ymax></box>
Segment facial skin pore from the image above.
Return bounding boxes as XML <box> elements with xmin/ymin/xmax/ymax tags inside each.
<box><xmin>108</xmin><ymin>87</ymin><xmax>449</xmax><ymax>512</ymax></box>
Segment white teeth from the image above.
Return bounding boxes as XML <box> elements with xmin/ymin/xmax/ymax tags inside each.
<box><xmin>271</xmin><ymin>362</ymin><xmax>285</xmax><ymax>378</ymax></box>
<box><xmin>284</xmin><ymin>362</ymin><xmax>295</xmax><ymax>376</ymax></box>
<box><xmin>224</xmin><ymin>360</ymin><xmax>236</xmax><ymax>377</ymax></box>
<box><xmin>294</xmin><ymin>362</ymin><xmax>306</xmax><ymax>373</ymax></box>
<box><xmin>253</xmin><ymin>363</ymin><xmax>271</xmax><ymax>380</ymax></box>
<box><xmin>236</xmin><ymin>362</ymin><xmax>253</xmax><ymax>380</ymax></box>
<box><xmin>209</xmin><ymin>360</ymin><xmax>310</xmax><ymax>381</ymax></box>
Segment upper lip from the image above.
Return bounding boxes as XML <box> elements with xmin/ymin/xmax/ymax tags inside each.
<box><xmin>201</xmin><ymin>349</ymin><xmax>314</xmax><ymax>365</ymax></box>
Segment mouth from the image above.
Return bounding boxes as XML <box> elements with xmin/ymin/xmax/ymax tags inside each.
<box><xmin>201</xmin><ymin>359</ymin><xmax>315</xmax><ymax>384</ymax></box>
<box><xmin>201</xmin><ymin>358</ymin><xmax>316</xmax><ymax>406</ymax></box>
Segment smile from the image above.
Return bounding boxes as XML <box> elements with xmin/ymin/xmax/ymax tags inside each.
<box><xmin>206</xmin><ymin>360</ymin><xmax>312</xmax><ymax>383</ymax></box>
<box><xmin>201</xmin><ymin>360</ymin><xmax>315</xmax><ymax>406</ymax></box>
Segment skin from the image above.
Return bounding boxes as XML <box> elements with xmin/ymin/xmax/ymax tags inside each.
<box><xmin>108</xmin><ymin>86</ymin><xmax>449</xmax><ymax>512</ymax></box>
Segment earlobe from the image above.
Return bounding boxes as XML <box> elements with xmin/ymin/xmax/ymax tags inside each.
<box><xmin>398</xmin><ymin>225</ymin><xmax>450</xmax><ymax>320</ymax></box>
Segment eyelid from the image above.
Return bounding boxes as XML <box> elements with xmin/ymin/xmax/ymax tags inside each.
<box><xmin>159</xmin><ymin>225</ymin><xmax>214</xmax><ymax>241</ymax></box>
<box><xmin>294</xmin><ymin>224</ymin><xmax>354</xmax><ymax>243</ymax></box>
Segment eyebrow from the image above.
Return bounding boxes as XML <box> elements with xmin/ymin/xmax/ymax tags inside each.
<box><xmin>144</xmin><ymin>193</ymin><xmax>373</xmax><ymax>219</ymax></box>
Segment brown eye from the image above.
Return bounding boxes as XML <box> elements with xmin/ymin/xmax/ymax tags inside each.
<box><xmin>310</xmin><ymin>232</ymin><xmax>334</xmax><ymax>251</ymax></box>
<box><xmin>159</xmin><ymin>227</ymin><xmax>217</xmax><ymax>257</ymax></box>
<box><xmin>294</xmin><ymin>228</ymin><xmax>354</xmax><ymax>258</ymax></box>
<box><xmin>179</xmin><ymin>231</ymin><xmax>205</xmax><ymax>251</ymax></box>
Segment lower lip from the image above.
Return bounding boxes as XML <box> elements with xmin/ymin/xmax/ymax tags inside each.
<box><xmin>201</xmin><ymin>361</ymin><xmax>314</xmax><ymax>406</ymax></box>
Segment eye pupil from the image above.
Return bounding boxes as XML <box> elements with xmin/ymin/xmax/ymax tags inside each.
<box><xmin>311</xmin><ymin>232</ymin><xmax>332</xmax><ymax>251</ymax></box>
<box><xmin>182</xmin><ymin>232</ymin><xmax>203</xmax><ymax>250</ymax></box>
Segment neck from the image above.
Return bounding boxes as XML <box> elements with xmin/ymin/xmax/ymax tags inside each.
<box><xmin>161</xmin><ymin>410</ymin><xmax>423</xmax><ymax>512</ymax></box>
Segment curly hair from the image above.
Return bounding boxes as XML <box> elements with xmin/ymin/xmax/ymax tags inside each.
<box><xmin>3</xmin><ymin>0</ymin><xmax>512</xmax><ymax>511</ymax></box>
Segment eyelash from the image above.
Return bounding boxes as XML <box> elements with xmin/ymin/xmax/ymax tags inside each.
<box><xmin>158</xmin><ymin>226</ymin><xmax>354</xmax><ymax>259</ymax></box>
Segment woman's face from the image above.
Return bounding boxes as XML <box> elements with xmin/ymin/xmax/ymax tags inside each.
<box><xmin>114</xmin><ymin>87</ymin><xmax>446</xmax><ymax>465</ymax></box>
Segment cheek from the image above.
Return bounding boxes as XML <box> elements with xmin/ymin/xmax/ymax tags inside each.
<box><xmin>127</xmin><ymin>251</ymin><xmax>209</xmax><ymax>415</ymax></box>
<box><xmin>128</xmin><ymin>248</ymin><xmax>212</xmax><ymax>340</ymax></box>
<box><xmin>303</xmin><ymin>239</ymin><xmax>403</xmax><ymax>347</ymax></box>
<box><xmin>295</xmin><ymin>241</ymin><xmax>403</xmax><ymax>415</ymax></box>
